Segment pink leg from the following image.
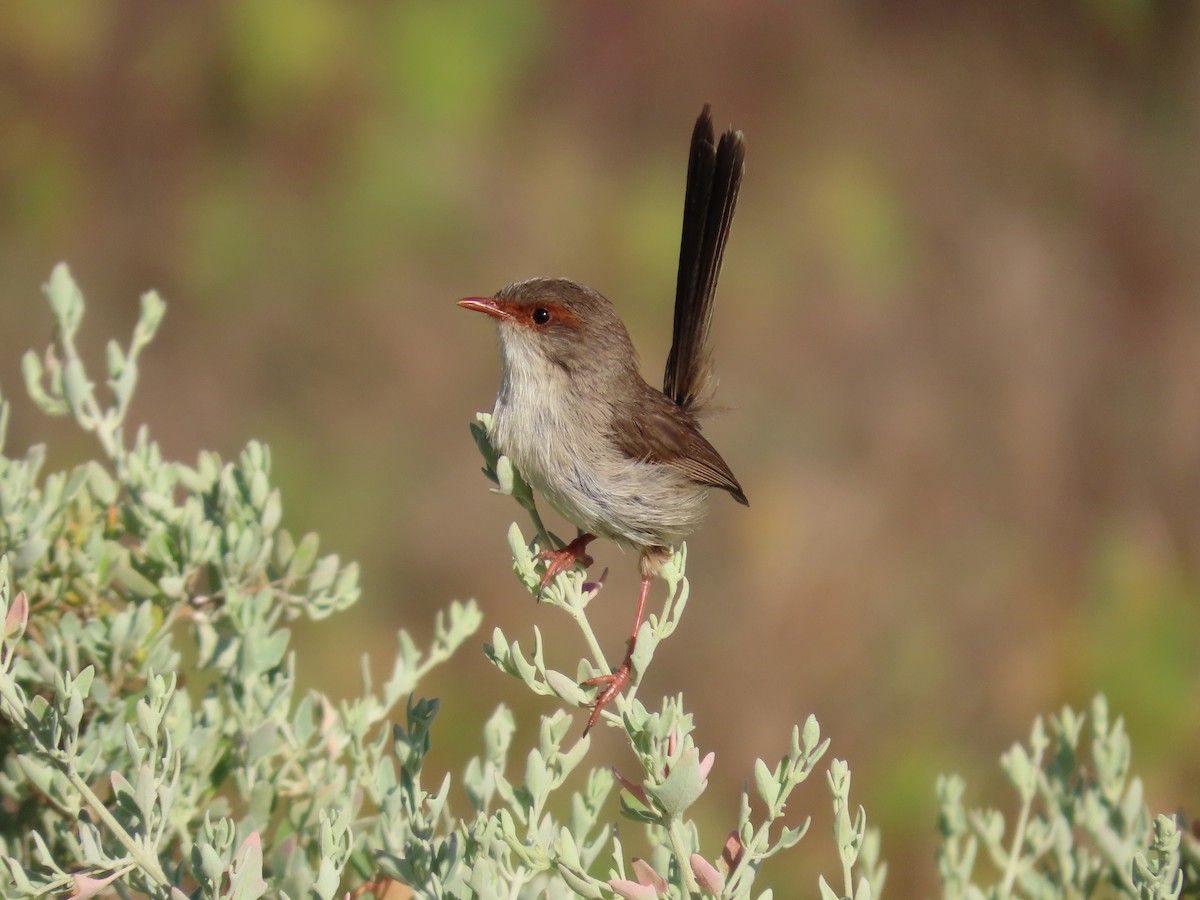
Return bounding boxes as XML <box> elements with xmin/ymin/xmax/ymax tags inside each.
<box><xmin>536</xmin><ymin>534</ymin><xmax>595</xmax><ymax>596</ymax></box>
<box><xmin>581</xmin><ymin>573</ymin><xmax>653</xmax><ymax>734</ymax></box>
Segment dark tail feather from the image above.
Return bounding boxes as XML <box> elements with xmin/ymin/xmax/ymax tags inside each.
<box><xmin>663</xmin><ymin>104</ymin><xmax>746</xmax><ymax>411</ymax></box>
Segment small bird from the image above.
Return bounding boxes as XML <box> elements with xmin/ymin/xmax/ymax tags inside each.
<box><xmin>459</xmin><ymin>105</ymin><xmax>747</xmax><ymax>733</ymax></box>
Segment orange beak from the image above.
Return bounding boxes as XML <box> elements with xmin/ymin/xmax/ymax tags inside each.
<box><xmin>457</xmin><ymin>297</ymin><xmax>514</xmax><ymax>320</ymax></box>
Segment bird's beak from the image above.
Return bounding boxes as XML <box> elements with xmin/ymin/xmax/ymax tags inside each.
<box><xmin>457</xmin><ymin>297</ymin><xmax>514</xmax><ymax>320</ymax></box>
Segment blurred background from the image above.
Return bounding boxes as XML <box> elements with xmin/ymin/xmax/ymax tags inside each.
<box><xmin>3</xmin><ymin>1</ymin><xmax>1199</xmax><ymax>894</ymax></box>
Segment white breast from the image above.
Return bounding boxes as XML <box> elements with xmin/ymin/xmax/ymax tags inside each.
<box><xmin>489</xmin><ymin>333</ymin><xmax>709</xmax><ymax>549</ymax></box>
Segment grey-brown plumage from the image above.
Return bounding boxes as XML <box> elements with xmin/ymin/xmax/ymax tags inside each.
<box><xmin>458</xmin><ymin>105</ymin><xmax>747</xmax><ymax>733</ymax></box>
<box><xmin>475</xmin><ymin>277</ymin><xmax>744</xmax><ymax>556</ymax></box>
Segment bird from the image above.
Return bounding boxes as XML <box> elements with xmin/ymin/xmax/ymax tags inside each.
<box><xmin>459</xmin><ymin>104</ymin><xmax>747</xmax><ymax>734</ymax></box>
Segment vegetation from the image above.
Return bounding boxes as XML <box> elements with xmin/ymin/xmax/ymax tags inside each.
<box><xmin>1</xmin><ymin>270</ymin><xmax>1195</xmax><ymax>897</ymax></box>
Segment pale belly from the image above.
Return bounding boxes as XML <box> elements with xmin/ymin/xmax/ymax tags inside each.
<box><xmin>490</xmin><ymin>400</ymin><xmax>709</xmax><ymax>550</ymax></box>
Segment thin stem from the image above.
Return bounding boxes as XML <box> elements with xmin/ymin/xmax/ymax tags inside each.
<box><xmin>58</xmin><ymin>328</ymin><xmax>123</xmax><ymax>465</ymax></box>
<box><xmin>64</xmin><ymin>763</ymin><xmax>171</xmax><ymax>888</ymax></box>
<box><xmin>523</xmin><ymin>502</ymin><xmax>554</xmax><ymax>550</ymax></box>
<box><xmin>666</xmin><ymin>818</ymin><xmax>698</xmax><ymax>897</ymax></box>
<box><xmin>725</xmin><ymin>822</ymin><xmax>770</xmax><ymax>894</ymax></box>
<box><xmin>841</xmin><ymin>839</ymin><xmax>855</xmax><ymax>899</ymax></box>
<box><xmin>1089</xmin><ymin>821</ymin><xmax>1141</xmax><ymax>895</ymax></box>
<box><xmin>998</xmin><ymin>774</ymin><xmax>1039</xmax><ymax>898</ymax></box>
<box><xmin>0</xmin><ymin>677</ymin><xmax>171</xmax><ymax>891</ymax></box>
<box><xmin>559</xmin><ymin>594</ymin><xmax>610</xmax><ymax>671</ymax></box>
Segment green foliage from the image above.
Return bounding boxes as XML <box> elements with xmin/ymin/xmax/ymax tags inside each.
<box><xmin>465</xmin><ymin>412</ymin><xmax>887</xmax><ymax>899</ymax></box>
<box><xmin>0</xmin><ymin>265</ymin><xmax>1193</xmax><ymax>899</ymax></box>
<box><xmin>937</xmin><ymin>695</ymin><xmax>1199</xmax><ymax>899</ymax></box>
<box><xmin>0</xmin><ymin>265</ymin><xmax>480</xmax><ymax>898</ymax></box>
<box><xmin>0</xmin><ymin>265</ymin><xmax>884</xmax><ymax>898</ymax></box>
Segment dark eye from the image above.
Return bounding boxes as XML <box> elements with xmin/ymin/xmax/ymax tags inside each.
<box><xmin>532</xmin><ymin>307</ymin><xmax>551</xmax><ymax>325</ymax></box>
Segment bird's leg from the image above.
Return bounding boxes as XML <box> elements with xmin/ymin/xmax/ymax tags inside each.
<box><xmin>581</xmin><ymin>572</ymin><xmax>654</xmax><ymax>735</ymax></box>
<box><xmin>536</xmin><ymin>533</ymin><xmax>595</xmax><ymax>596</ymax></box>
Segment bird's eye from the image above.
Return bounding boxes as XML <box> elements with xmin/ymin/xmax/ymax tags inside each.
<box><xmin>531</xmin><ymin>307</ymin><xmax>551</xmax><ymax>325</ymax></box>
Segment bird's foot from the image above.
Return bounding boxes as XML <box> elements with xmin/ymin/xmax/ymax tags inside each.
<box><xmin>536</xmin><ymin>534</ymin><xmax>595</xmax><ymax>596</ymax></box>
<box><xmin>581</xmin><ymin>650</ymin><xmax>633</xmax><ymax>735</ymax></box>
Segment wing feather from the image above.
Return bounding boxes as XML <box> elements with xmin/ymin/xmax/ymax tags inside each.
<box><xmin>610</xmin><ymin>392</ymin><xmax>748</xmax><ymax>504</ymax></box>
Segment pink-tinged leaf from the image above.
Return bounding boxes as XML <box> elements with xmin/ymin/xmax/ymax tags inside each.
<box><xmin>229</xmin><ymin>831</ymin><xmax>267</xmax><ymax>898</ymax></box>
<box><xmin>722</xmin><ymin>830</ymin><xmax>745</xmax><ymax>869</ymax></box>
<box><xmin>5</xmin><ymin>590</ymin><xmax>29</xmax><ymax>639</ymax></box>
<box><xmin>690</xmin><ymin>854</ymin><xmax>725</xmax><ymax>894</ymax></box>
<box><xmin>699</xmin><ymin>751</ymin><xmax>715</xmax><ymax>784</ymax></box>
<box><xmin>582</xmin><ymin>567</ymin><xmax>609</xmax><ymax>599</ymax></box>
<box><xmin>68</xmin><ymin>870</ymin><xmax>122</xmax><ymax>899</ymax></box>
<box><xmin>109</xmin><ymin>770</ymin><xmax>133</xmax><ymax>799</ymax></box>
<box><xmin>609</xmin><ymin>879</ymin><xmax>659</xmax><ymax>900</ymax></box>
<box><xmin>613</xmin><ymin>767</ymin><xmax>651</xmax><ymax>809</ymax></box>
<box><xmin>630</xmin><ymin>858</ymin><xmax>667</xmax><ymax>891</ymax></box>
<box><xmin>237</xmin><ymin>831</ymin><xmax>262</xmax><ymax>853</ymax></box>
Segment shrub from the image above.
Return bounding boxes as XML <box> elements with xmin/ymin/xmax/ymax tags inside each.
<box><xmin>0</xmin><ymin>266</ymin><xmax>1192</xmax><ymax>898</ymax></box>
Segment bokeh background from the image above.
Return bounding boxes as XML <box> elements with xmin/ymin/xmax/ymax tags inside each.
<box><xmin>3</xmin><ymin>1</ymin><xmax>1198</xmax><ymax>894</ymax></box>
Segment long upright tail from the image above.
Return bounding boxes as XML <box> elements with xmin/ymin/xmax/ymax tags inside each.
<box><xmin>662</xmin><ymin>104</ymin><xmax>745</xmax><ymax>411</ymax></box>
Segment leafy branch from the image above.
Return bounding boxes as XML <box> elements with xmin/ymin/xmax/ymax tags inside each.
<box><xmin>465</xmin><ymin>412</ymin><xmax>887</xmax><ymax>899</ymax></box>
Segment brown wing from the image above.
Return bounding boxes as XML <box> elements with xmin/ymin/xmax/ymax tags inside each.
<box><xmin>610</xmin><ymin>390</ymin><xmax>748</xmax><ymax>505</ymax></box>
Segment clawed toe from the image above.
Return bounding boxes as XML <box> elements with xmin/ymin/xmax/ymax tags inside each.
<box><xmin>581</xmin><ymin>663</ymin><xmax>631</xmax><ymax>735</ymax></box>
<box><xmin>535</xmin><ymin>534</ymin><xmax>595</xmax><ymax>596</ymax></box>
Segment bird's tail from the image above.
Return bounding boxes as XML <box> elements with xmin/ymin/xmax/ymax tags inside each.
<box><xmin>663</xmin><ymin>104</ymin><xmax>745</xmax><ymax>412</ymax></box>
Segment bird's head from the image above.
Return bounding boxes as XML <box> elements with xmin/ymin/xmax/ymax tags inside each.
<box><xmin>458</xmin><ymin>277</ymin><xmax>639</xmax><ymax>383</ymax></box>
